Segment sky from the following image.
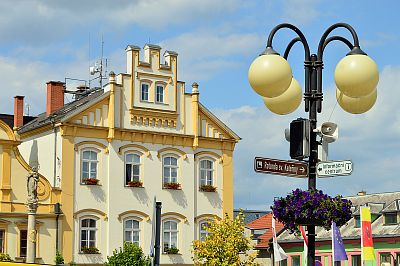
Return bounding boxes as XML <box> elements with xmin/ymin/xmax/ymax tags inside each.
<box><xmin>0</xmin><ymin>0</ymin><xmax>399</xmax><ymax>210</ymax></box>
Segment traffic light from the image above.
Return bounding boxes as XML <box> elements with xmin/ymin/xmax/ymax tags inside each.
<box><xmin>289</xmin><ymin>118</ymin><xmax>310</xmax><ymax>160</ymax></box>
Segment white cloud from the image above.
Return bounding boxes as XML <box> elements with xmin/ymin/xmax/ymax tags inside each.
<box><xmin>281</xmin><ymin>0</ymin><xmax>321</xmax><ymax>26</ymax></box>
<box><xmin>213</xmin><ymin>65</ymin><xmax>400</xmax><ymax>208</ymax></box>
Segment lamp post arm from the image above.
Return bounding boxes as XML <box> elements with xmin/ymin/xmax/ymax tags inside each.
<box><xmin>267</xmin><ymin>23</ymin><xmax>311</xmax><ymax>61</ymax></box>
<box><xmin>321</xmin><ymin>36</ymin><xmax>354</xmax><ymax>59</ymax></box>
<box><xmin>317</xmin><ymin>23</ymin><xmax>360</xmax><ymax>59</ymax></box>
<box><xmin>283</xmin><ymin>37</ymin><xmax>301</xmax><ymax>60</ymax></box>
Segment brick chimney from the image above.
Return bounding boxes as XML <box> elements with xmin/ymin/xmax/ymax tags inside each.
<box><xmin>14</xmin><ymin>95</ymin><xmax>25</xmax><ymax>128</ymax></box>
<box><xmin>46</xmin><ymin>81</ymin><xmax>65</xmax><ymax>116</ymax></box>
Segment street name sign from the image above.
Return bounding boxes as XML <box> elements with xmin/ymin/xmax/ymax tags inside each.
<box><xmin>254</xmin><ymin>157</ymin><xmax>308</xmax><ymax>178</ymax></box>
<box><xmin>317</xmin><ymin>160</ymin><xmax>353</xmax><ymax>177</ymax></box>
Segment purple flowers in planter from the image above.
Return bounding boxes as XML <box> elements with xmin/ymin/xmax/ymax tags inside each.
<box><xmin>271</xmin><ymin>189</ymin><xmax>352</xmax><ymax>234</ymax></box>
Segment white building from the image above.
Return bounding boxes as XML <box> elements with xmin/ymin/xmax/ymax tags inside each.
<box><xmin>15</xmin><ymin>44</ymin><xmax>240</xmax><ymax>265</ymax></box>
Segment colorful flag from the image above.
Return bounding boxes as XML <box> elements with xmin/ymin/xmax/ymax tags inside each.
<box><xmin>299</xmin><ymin>226</ymin><xmax>308</xmax><ymax>266</ymax></box>
<box><xmin>332</xmin><ymin>221</ymin><xmax>348</xmax><ymax>261</ymax></box>
<box><xmin>272</xmin><ymin>218</ymin><xmax>287</xmax><ymax>262</ymax></box>
<box><xmin>361</xmin><ymin>206</ymin><xmax>375</xmax><ymax>261</ymax></box>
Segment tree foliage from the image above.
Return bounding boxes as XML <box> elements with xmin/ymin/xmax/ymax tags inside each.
<box><xmin>192</xmin><ymin>212</ymin><xmax>259</xmax><ymax>266</ymax></box>
<box><xmin>105</xmin><ymin>242</ymin><xmax>151</xmax><ymax>266</ymax></box>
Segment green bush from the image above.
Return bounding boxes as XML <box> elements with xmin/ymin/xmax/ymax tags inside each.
<box><xmin>0</xmin><ymin>253</ymin><xmax>12</xmax><ymax>261</ymax></box>
<box><xmin>55</xmin><ymin>250</ymin><xmax>64</xmax><ymax>265</ymax></box>
<box><xmin>105</xmin><ymin>242</ymin><xmax>151</xmax><ymax>266</ymax></box>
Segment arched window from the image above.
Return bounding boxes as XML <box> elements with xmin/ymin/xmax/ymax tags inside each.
<box><xmin>163</xmin><ymin>220</ymin><xmax>178</xmax><ymax>252</ymax></box>
<box><xmin>199</xmin><ymin>221</ymin><xmax>210</xmax><ymax>241</ymax></box>
<box><xmin>163</xmin><ymin>156</ymin><xmax>178</xmax><ymax>184</ymax></box>
<box><xmin>124</xmin><ymin>219</ymin><xmax>140</xmax><ymax>246</ymax></box>
<box><xmin>156</xmin><ymin>84</ymin><xmax>164</xmax><ymax>103</ymax></box>
<box><xmin>80</xmin><ymin>218</ymin><xmax>97</xmax><ymax>251</ymax></box>
<box><xmin>81</xmin><ymin>150</ymin><xmax>98</xmax><ymax>182</ymax></box>
<box><xmin>141</xmin><ymin>82</ymin><xmax>150</xmax><ymax>101</ymax></box>
<box><xmin>200</xmin><ymin>159</ymin><xmax>214</xmax><ymax>186</ymax></box>
<box><xmin>125</xmin><ymin>153</ymin><xmax>140</xmax><ymax>185</ymax></box>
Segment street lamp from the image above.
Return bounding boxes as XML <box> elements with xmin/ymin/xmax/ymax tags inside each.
<box><xmin>248</xmin><ymin>23</ymin><xmax>378</xmax><ymax>266</ymax></box>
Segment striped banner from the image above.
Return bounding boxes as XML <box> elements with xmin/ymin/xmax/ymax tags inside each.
<box><xmin>361</xmin><ymin>206</ymin><xmax>375</xmax><ymax>261</ymax></box>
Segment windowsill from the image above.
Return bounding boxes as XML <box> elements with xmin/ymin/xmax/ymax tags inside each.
<box><xmin>162</xmin><ymin>253</ymin><xmax>182</xmax><ymax>255</ymax></box>
<box><xmin>78</xmin><ymin>252</ymin><xmax>101</xmax><ymax>255</ymax></box>
<box><xmin>155</xmin><ymin>101</ymin><xmax>168</xmax><ymax>105</ymax></box>
<box><xmin>384</xmin><ymin>223</ymin><xmax>398</xmax><ymax>225</ymax></box>
<box><xmin>81</xmin><ymin>183</ymin><xmax>101</xmax><ymax>186</ymax></box>
<box><xmin>140</xmin><ymin>99</ymin><xmax>153</xmax><ymax>103</ymax></box>
<box><xmin>125</xmin><ymin>185</ymin><xmax>144</xmax><ymax>188</ymax></box>
<box><xmin>163</xmin><ymin>187</ymin><xmax>182</xmax><ymax>190</ymax></box>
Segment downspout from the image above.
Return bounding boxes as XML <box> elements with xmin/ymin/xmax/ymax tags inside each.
<box><xmin>54</xmin><ymin>203</ymin><xmax>62</xmax><ymax>252</ymax></box>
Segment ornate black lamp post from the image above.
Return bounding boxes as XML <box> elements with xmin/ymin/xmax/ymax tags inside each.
<box><xmin>248</xmin><ymin>23</ymin><xmax>379</xmax><ymax>266</ymax></box>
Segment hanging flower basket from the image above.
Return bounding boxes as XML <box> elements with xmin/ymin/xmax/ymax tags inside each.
<box><xmin>127</xmin><ymin>180</ymin><xmax>143</xmax><ymax>187</ymax></box>
<box><xmin>82</xmin><ymin>178</ymin><xmax>99</xmax><ymax>185</ymax></box>
<box><xmin>81</xmin><ymin>246</ymin><xmax>99</xmax><ymax>254</ymax></box>
<box><xmin>199</xmin><ymin>184</ymin><xmax>217</xmax><ymax>192</ymax></box>
<box><xmin>271</xmin><ymin>189</ymin><xmax>352</xmax><ymax>234</ymax></box>
<box><xmin>163</xmin><ymin>182</ymin><xmax>181</xmax><ymax>190</ymax></box>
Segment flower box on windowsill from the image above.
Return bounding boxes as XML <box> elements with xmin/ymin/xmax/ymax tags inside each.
<box><xmin>81</xmin><ymin>246</ymin><xmax>100</xmax><ymax>254</ymax></box>
<box><xmin>199</xmin><ymin>184</ymin><xmax>217</xmax><ymax>192</ymax></box>
<box><xmin>127</xmin><ymin>180</ymin><xmax>143</xmax><ymax>188</ymax></box>
<box><xmin>82</xmin><ymin>178</ymin><xmax>99</xmax><ymax>185</ymax></box>
<box><xmin>163</xmin><ymin>182</ymin><xmax>181</xmax><ymax>190</ymax></box>
<box><xmin>164</xmin><ymin>247</ymin><xmax>180</xmax><ymax>255</ymax></box>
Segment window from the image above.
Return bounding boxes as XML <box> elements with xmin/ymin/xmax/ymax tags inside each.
<box><xmin>80</xmin><ymin>218</ymin><xmax>97</xmax><ymax>251</ymax></box>
<box><xmin>384</xmin><ymin>212</ymin><xmax>398</xmax><ymax>225</ymax></box>
<box><xmin>200</xmin><ymin>159</ymin><xmax>213</xmax><ymax>186</ymax></box>
<box><xmin>20</xmin><ymin>230</ymin><xmax>27</xmax><ymax>257</ymax></box>
<box><xmin>397</xmin><ymin>253</ymin><xmax>400</xmax><ymax>266</ymax></box>
<box><xmin>355</xmin><ymin>215</ymin><xmax>361</xmax><ymax>228</ymax></box>
<box><xmin>199</xmin><ymin>221</ymin><xmax>210</xmax><ymax>241</ymax></box>
<box><xmin>163</xmin><ymin>156</ymin><xmax>178</xmax><ymax>184</ymax></box>
<box><xmin>141</xmin><ymin>83</ymin><xmax>149</xmax><ymax>101</ymax></box>
<box><xmin>81</xmin><ymin>150</ymin><xmax>98</xmax><ymax>182</ymax></box>
<box><xmin>163</xmin><ymin>220</ymin><xmax>178</xmax><ymax>252</ymax></box>
<box><xmin>291</xmin><ymin>256</ymin><xmax>300</xmax><ymax>266</ymax></box>
<box><xmin>125</xmin><ymin>154</ymin><xmax>140</xmax><ymax>185</ymax></box>
<box><xmin>124</xmin><ymin>219</ymin><xmax>140</xmax><ymax>246</ymax></box>
<box><xmin>352</xmin><ymin>255</ymin><xmax>361</xmax><ymax>266</ymax></box>
<box><xmin>279</xmin><ymin>259</ymin><xmax>287</xmax><ymax>266</ymax></box>
<box><xmin>334</xmin><ymin>261</ymin><xmax>342</xmax><ymax>266</ymax></box>
<box><xmin>0</xmin><ymin>229</ymin><xmax>4</xmax><ymax>253</ymax></box>
<box><xmin>380</xmin><ymin>253</ymin><xmax>392</xmax><ymax>264</ymax></box>
<box><xmin>156</xmin><ymin>84</ymin><xmax>164</xmax><ymax>103</ymax></box>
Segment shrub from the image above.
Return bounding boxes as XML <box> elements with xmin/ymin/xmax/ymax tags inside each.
<box><xmin>105</xmin><ymin>242</ymin><xmax>151</xmax><ymax>266</ymax></box>
<box><xmin>0</xmin><ymin>253</ymin><xmax>12</xmax><ymax>262</ymax></box>
<box><xmin>55</xmin><ymin>250</ymin><xmax>64</xmax><ymax>264</ymax></box>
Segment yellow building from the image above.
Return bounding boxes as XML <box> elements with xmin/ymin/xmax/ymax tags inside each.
<box><xmin>0</xmin><ymin>119</ymin><xmax>60</xmax><ymax>264</ymax></box>
<box><xmin>12</xmin><ymin>44</ymin><xmax>240</xmax><ymax>265</ymax></box>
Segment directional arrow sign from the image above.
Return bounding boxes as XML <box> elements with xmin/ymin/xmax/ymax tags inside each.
<box><xmin>254</xmin><ymin>157</ymin><xmax>308</xmax><ymax>178</ymax></box>
<box><xmin>317</xmin><ymin>160</ymin><xmax>353</xmax><ymax>177</ymax></box>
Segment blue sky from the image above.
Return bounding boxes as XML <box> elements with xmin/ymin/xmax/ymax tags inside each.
<box><xmin>0</xmin><ymin>0</ymin><xmax>399</xmax><ymax>210</ymax></box>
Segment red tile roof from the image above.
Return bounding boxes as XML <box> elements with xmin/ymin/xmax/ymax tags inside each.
<box><xmin>245</xmin><ymin>213</ymin><xmax>284</xmax><ymax>249</ymax></box>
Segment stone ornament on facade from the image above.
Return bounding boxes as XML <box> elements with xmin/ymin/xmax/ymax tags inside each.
<box><xmin>27</xmin><ymin>166</ymin><xmax>39</xmax><ymax>212</ymax></box>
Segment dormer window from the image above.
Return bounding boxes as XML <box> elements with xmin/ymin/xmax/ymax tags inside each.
<box><xmin>156</xmin><ymin>84</ymin><xmax>164</xmax><ymax>103</ymax></box>
<box><xmin>384</xmin><ymin>212</ymin><xmax>398</xmax><ymax>225</ymax></box>
<box><xmin>354</xmin><ymin>215</ymin><xmax>361</xmax><ymax>228</ymax></box>
<box><xmin>141</xmin><ymin>83</ymin><xmax>150</xmax><ymax>102</ymax></box>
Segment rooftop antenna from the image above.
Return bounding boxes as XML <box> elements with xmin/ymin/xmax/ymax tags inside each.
<box><xmin>25</xmin><ymin>103</ymin><xmax>30</xmax><ymax>116</ymax></box>
<box><xmin>89</xmin><ymin>35</ymin><xmax>107</xmax><ymax>88</ymax></box>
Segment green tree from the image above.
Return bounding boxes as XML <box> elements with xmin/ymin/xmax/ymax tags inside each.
<box><xmin>192</xmin><ymin>212</ymin><xmax>259</xmax><ymax>266</ymax></box>
<box><xmin>105</xmin><ymin>242</ymin><xmax>151</xmax><ymax>266</ymax></box>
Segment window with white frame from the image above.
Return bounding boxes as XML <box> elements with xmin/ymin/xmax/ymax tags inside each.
<box><xmin>81</xmin><ymin>150</ymin><xmax>98</xmax><ymax>182</ymax></box>
<box><xmin>125</xmin><ymin>153</ymin><xmax>140</xmax><ymax>185</ymax></box>
<box><xmin>200</xmin><ymin>159</ymin><xmax>214</xmax><ymax>186</ymax></box>
<box><xmin>163</xmin><ymin>220</ymin><xmax>178</xmax><ymax>252</ymax></box>
<box><xmin>80</xmin><ymin>218</ymin><xmax>97</xmax><ymax>251</ymax></box>
<box><xmin>156</xmin><ymin>84</ymin><xmax>164</xmax><ymax>103</ymax></box>
<box><xmin>199</xmin><ymin>221</ymin><xmax>210</xmax><ymax>241</ymax></box>
<box><xmin>141</xmin><ymin>83</ymin><xmax>150</xmax><ymax>101</ymax></box>
<box><xmin>163</xmin><ymin>156</ymin><xmax>178</xmax><ymax>184</ymax></box>
<box><xmin>124</xmin><ymin>219</ymin><xmax>140</xmax><ymax>246</ymax></box>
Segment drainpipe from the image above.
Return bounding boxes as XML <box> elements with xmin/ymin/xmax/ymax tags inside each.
<box><xmin>54</xmin><ymin>203</ymin><xmax>62</xmax><ymax>252</ymax></box>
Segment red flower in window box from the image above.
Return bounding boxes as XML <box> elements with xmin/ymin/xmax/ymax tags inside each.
<box><xmin>163</xmin><ymin>182</ymin><xmax>181</xmax><ymax>190</ymax></box>
<box><xmin>127</xmin><ymin>180</ymin><xmax>143</xmax><ymax>187</ymax></box>
<box><xmin>82</xmin><ymin>178</ymin><xmax>99</xmax><ymax>185</ymax></box>
<box><xmin>199</xmin><ymin>184</ymin><xmax>217</xmax><ymax>192</ymax></box>
<box><xmin>81</xmin><ymin>246</ymin><xmax>99</xmax><ymax>254</ymax></box>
